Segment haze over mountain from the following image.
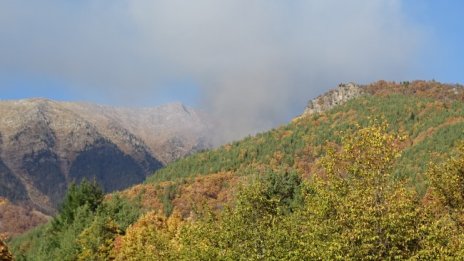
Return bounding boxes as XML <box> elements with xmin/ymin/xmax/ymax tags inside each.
<box><xmin>1</xmin><ymin>0</ymin><xmax>464</xmax><ymax>258</ymax></box>
<box><xmin>0</xmin><ymin>98</ymin><xmax>211</xmax><ymax>216</ymax></box>
<box><xmin>5</xmin><ymin>0</ymin><xmax>460</xmax><ymax>143</ymax></box>
<box><xmin>8</xmin><ymin>80</ymin><xmax>464</xmax><ymax>259</ymax></box>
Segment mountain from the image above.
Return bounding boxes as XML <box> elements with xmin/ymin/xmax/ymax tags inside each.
<box><xmin>9</xmin><ymin>80</ymin><xmax>464</xmax><ymax>259</ymax></box>
<box><xmin>147</xmin><ymin>80</ymin><xmax>464</xmax><ymax>189</ymax></box>
<box><xmin>0</xmin><ymin>99</ymin><xmax>211</xmax><ymax>236</ymax></box>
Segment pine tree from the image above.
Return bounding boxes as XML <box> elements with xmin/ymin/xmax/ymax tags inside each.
<box><xmin>52</xmin><ymin>178</ymin><xmax>104</xmax><ymax>231</ymax></box>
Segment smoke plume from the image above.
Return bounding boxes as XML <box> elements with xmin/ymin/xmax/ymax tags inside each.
<box><xmin>0</xmin><ymin>0</ymin><xmax>424</xmax><ymax>143</ymax></box>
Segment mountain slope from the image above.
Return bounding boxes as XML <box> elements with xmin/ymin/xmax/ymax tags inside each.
<box><xmin>148</xmin><ymin>81</ymin><xmax>464</xmax><ymax>193</ymax></box>
<box><xmin>9</xmin><ymin>80</ymin><xmax>464</xmax><ymax>259</ymax></box>
<box><xmin>0</xmin><ymin>99</ymin><xmax>211</xmax><ymax>236</ymax></box>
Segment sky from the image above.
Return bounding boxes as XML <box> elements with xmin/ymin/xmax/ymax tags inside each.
<box><xmin>0</xmin><ymin>0</ymin><xmax>463</xmax><ymax>143</ymax></box>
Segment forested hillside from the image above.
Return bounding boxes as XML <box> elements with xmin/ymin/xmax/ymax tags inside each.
<box><xmin>149</xmin><ymin>81</ymin><xmax>464</xmax><ymax>194</ymax></box>
<box><xmin>9</xmin><ymin>81</ymin><xmax>464</xmax><ymax>260</ymax></box>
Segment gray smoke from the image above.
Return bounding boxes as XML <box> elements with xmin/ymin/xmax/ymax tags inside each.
<box><xmin>0</xmin><ymin>0</ymin><xmax>424</xmax><ymax>144</ymax></box>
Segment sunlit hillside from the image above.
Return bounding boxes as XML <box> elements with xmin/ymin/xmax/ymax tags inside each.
<box><xmin>9</xmin><ymin>81</ymin><xmax>464</xmax><ymax>260</ymax></box>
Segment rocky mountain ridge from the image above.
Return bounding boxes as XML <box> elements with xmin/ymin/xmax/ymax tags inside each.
<box><xmin>0</xmin><ymin>98</ymin><xmax>211</xmax><ymax>217</ymax></box>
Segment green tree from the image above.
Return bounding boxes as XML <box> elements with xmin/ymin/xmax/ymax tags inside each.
<box><xmin>76</xmin><ymin>195</ymin><xmax>143</xmax><ymax>260</ymax></box>
<box><xmin>178</xmin><ymin>170</ymin><xmax>304</xmax><ymax>260</ymax></box>
<box><xmin>259</xmin><ymin>169</ymin><xmax>303</xmax><ymax>213</ymax></box>
<box><xmin>52</xmin><ymin>178</ymin><xmax>104</xmax><ymax>231</ymax></box>
<box><xmin>98</xmin><ymin>194</ymin><xmax>142</xmax><ymax>231</ymax></box>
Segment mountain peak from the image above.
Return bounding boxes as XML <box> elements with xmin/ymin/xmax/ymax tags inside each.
<box><xmin>153</xmin><ymin>102</ymin><xmax>192</xmax><ymax>115</ymax></box>
<box><xmin>16</xmin><ymin>97</ymin><xmax>58</xmax><ymax>105</ymax></box>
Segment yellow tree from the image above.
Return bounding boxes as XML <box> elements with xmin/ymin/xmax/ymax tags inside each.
<box><xmin>77</xmin><ymin>217</ymin><xmax>121</xmax><ymax>261</ymax></box>
<box><xmin>113</xmin><ymin>211</ymin><xmax>182</xmax><ymax>260</ymax></box>
<box><xmin>0</xmin><ymin>239</ymin><xmax>13</xmax><ymax>261</ymax></box>
<box><xmin>300</xmin><ymin>122</ymin><xmax>422</xmax><ymax>259</ymax></box>
<box><xmin>417</xmin><ymin>144</ymin><xmax>464</xmax><ymax>258</ymax></box>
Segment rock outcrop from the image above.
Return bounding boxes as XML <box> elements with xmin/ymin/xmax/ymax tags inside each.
<box><xmin>303</xmin><ymin>83</ymin><xmax>364</xmax><ymax>116</ymax></box>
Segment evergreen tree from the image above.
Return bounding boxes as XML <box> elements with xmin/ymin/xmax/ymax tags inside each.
<box><xmin>53</xmin><ymin>178</ymin><xmax>104</xmax><ymax>231</ymax></box>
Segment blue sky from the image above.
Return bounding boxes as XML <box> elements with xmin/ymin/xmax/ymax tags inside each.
<box><xmin>402</xmin><ymin>0</ymin><xmax>464</xmax><ymax>84</ymax></box>
<box><xmin>0</xmin><ymin>71</ymin><xmax>202</xmax><ymax>106</ymax></box>
<box><xmin>0</xmin><ymin>0</ymin><xmax>463</xmax><ymax>140</ymax></box>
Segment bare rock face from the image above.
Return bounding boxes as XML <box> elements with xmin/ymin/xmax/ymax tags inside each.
<box><xmin>303</xmin><ymin>83</ymin><xmax>364</xmax><ymax>115</ymax></box>
<box><xmin>0</xmin><ymin>98</ymin><xmax>211</xmax><ymax>220</ymax></box>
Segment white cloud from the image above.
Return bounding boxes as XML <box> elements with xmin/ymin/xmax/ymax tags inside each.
<box><xmin>0</xmin><ymin>0</ymin><xmax>424</xmax><ymax>143</ymax></box>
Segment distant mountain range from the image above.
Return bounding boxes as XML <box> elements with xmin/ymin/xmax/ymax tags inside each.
<box><xmin>0</xmin><ymin>98</ymin><xmax>211</xmax><ymax>217</ymax></box>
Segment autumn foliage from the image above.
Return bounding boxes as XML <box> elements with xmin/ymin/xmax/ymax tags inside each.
<box><xmin>105</xmin><ymin>123</ymin><xmax>464</xmax><ymax>259</ymax></box>
<box><xmin>0</xmin><ymin>199</ymin><xmax>48</xmax><ymax>239</ymax></box>
<box><xmin>0</xmin><ymin>239</ymin><xmax>12</xmax><ymax>261</ymax></box>
<box><xmin>8</xmin><ymin>81</ymin><xmax>464</xmax><ymax>260</ymax></box>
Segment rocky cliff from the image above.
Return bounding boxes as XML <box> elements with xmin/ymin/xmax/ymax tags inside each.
<box><xmin>302</xmin><ymin>83</ymin><xmax>364</xmax><ymax>116</ymax></box>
